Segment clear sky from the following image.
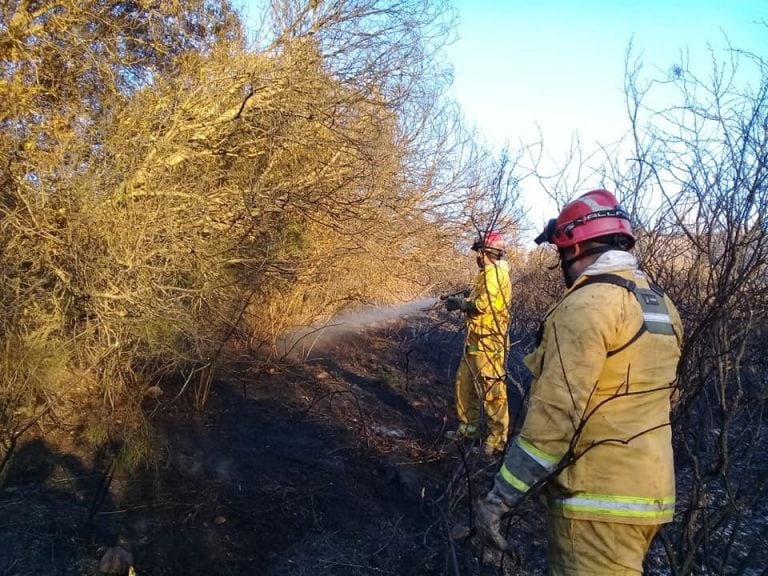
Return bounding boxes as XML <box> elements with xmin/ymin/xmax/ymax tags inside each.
<box><xmin>445</xmin><ymin>1</ymin><xmax>766</xmax><ymax>226</ymax></box>
<box><xmin>446</xmin><ymin>1</ymin><xmax>765</xmax><ymax>151</ymax></box>
<box><xmin>236</xmin><ymin>1</ymin><xmax>766</xmax><ymax>230</ymax></box>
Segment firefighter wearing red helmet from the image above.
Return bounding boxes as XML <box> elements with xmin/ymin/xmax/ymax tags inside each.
<box><xmin>475</xmin><ymin>190</ymin><xmax>684</xmax><ymax>575</ymax></box>
<box><xmin>444</xmin><ymin>230</ymin><xmax>512</xmax><ymax>456</ymax></box>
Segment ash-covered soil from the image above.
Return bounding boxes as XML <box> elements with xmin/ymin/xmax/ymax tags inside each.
<box><xmin>0</xmin><ymin>306</ymin><xmax>550</xmax><ymax>576</ymax></box>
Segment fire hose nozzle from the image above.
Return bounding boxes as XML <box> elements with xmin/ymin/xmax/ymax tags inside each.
<box><xmin>439</xmin><ymin>289</ymin><xmax>469</xmax><ymax>300</ymax></box>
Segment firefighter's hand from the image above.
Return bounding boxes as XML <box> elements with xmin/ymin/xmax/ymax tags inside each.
<box><xmin>475</xmin><ymin>489</ymin><xmax>515</xmax><ymax>553</ymax></box>
<box><xmin>444</xmin><ymin>297</ymin><xmax>467</xmax><ymax>312</ymax></box>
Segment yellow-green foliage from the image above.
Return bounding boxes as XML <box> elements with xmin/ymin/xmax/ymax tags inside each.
<box><xmin>0</xmin><ymin>0</ymin><xmax>246</xmax><ymax>463</ymax></box>
<box><xmin>0</xmin><ymin>0</ymin><xmax>489</xmax><ymax>466</ymax></box>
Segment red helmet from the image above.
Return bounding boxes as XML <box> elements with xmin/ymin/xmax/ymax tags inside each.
<box><xmin>534</xmin><ymin>189</ymin><xmax>635</xmax><ymax>249</ymax></box>
<box><xmin>471</xmin><ymin>231</ymin><xmax>505</xmax><ymax>255</ymax></box>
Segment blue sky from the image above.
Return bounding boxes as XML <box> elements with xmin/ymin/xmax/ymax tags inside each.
<box><xmin>236</xmin><ymin>1</ymin><xmax>766</xmax><ymax>228</ymax></box>
<box><xmin>446</xmin><ymin>1</ymin><xmax>765</xmax><ymax>153</ymax></box>
<box><xmin>444</xmin><ymin>1</ymin><xmax>766</xmax><ymax>226</ymax></box>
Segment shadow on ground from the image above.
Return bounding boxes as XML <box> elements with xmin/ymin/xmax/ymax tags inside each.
<box><xmin>0</xmin><ymin>310</ymin><xmax>547</xmax><ymax>576</ymax></box>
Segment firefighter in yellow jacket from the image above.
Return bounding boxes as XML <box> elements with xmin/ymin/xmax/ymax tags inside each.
<box><xmin>475</xmin><ymin>190</ymin><xmax>684</xmax><ymax>575</ymax></box>
<box><xmin>444</xmin><ymin>231</ymin><xmax>512</xmax><ymax>456</ymax></box>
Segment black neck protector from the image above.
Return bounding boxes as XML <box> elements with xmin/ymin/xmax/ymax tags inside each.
<box><xmin>559</xmin><ymin>245</ymin><xmax>615</xmax><ymax>286</ymax></box>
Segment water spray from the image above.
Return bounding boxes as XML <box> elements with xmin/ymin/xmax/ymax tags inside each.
<box><xmin>277</xmin><ymin>297</ymin><xmax>442</xmax><ymax>359</ymax></box>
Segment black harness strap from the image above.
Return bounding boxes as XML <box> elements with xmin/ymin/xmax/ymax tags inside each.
<box><xmin>574</xmin><ymin>273</ymin><xmax>637</xmax><ymax>294</ymax></box>
<box><xmin>571</xmin><ymin>273</ymin><xmax>647</xmax><ymax>357</ymax></box>
<box><xmin>534</xmin><ymin>273</ymin><xmax>672</xmax><ymax>358</ymax></box>
<box><xmin>606</xmin><ymin>325</ymin><xmax>648</xmax><ymax>357</ymax></box>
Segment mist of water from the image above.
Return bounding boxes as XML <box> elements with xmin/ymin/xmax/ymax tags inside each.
<box><xmin>277</xmin><ymin>297</ymin><xmax>439</xmax><ymax>358</ymax></box>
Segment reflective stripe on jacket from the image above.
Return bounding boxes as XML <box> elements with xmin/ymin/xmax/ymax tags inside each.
<box><xmin>497</xmin><ymin>436</ymin><xmax>558</xmax><ymax>494</ymax></box>
<box><xmin>550</xmin><ymin>493</ymin><xmax>675</xmax><ymax>521</ymax></box>
<box><xmin>494</xmin><ymin>267</ymin><xmax>683</xmax><ymax>524</ymax></box>
<box><xmin>466</xmin><ymin>260</ymin><xmax>512</xmax><ymax>354</ymax></box>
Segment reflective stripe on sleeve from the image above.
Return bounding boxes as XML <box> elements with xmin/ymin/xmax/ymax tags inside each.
<box><xmin>458</xmin><ymin>423</ymin><xmax>478</xmax><ymax>435</ymax></box>
<box><xmin>551</xmin><ymin>493</ymin><xmax>675</xmax><ymax>520</ymax></box>
<box><xmin>499</xmin><ymin>464</ymin><xmax>530</xmax><ymax>493</ymax></box>
<box><xmin>515</xmin><ymin>437</ymin><xmax>558</xmax><ymax>471</ymax></box>
<box><xmin>495</xmin><ymin>436</ymin><xmax>561</xmax><ymax>500</ymax></box>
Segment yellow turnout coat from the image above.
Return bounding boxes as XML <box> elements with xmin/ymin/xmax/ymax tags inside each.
<box><xmin>453</xmin><ymin>259</ymin><xmax>512</xmax><ymax>450</ymax></box>
<box><xmin>494</xmin><ymin>266</ymin><xmax>683</xmax><ymax>524</ymax></box>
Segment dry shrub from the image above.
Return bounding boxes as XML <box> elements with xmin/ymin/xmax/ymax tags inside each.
<box><xmin>0</xmin><ymin>0</ymin><xmax>244</xmax><ymax>474</ymax></box>
<box><xmin>1</xmin><ymin>0</ymin><xmax>490</xmax><ymax>476</ymax></box>
<box><xmin>619</xmin><ymin>46</ymin><xmax>768</xmax><ymax>574</ymax></box>
<box><xmin>508</xmin><ymin>247</ymin><xmax>561</xmax><ymax>335</ymax></box>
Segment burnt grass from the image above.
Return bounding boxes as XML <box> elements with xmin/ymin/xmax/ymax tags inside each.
<box><xmin>0</xmin><ymin>307</ymin><xmax>549</xmax><ymax>576</ymax></box>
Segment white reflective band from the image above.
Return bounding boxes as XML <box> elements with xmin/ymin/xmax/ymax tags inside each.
<box><xmin>555</xmin><ymin>494</ymin><xmax>675</xmax><ymax>518</ymax></box>
<box><xmin>643</xmin><ymin>312</ymin><xmax>672</xmax><ymax>323</ymax></box>
<box><xmin>516</xmin><ymin>437</ymin><xmax>558</xmax><ymax>471</ymax></box>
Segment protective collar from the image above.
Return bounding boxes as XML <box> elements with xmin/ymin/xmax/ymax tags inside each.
<box><xmin>561</xmin><ymin>248</ymin><xmax>637</xmax><ymax>288</ymax></box>
<box><xmin>581</xmin><ymin>250</ymin><xmax>638</xmax><ymax>275</ymax></box>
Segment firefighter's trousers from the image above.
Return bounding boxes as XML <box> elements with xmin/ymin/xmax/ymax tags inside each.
<box><xmin>548</xmin><ymin>514</ymin><xmax>661</xmax><ymax>575</ymax></box>
<box><xmin>454</xmin><ymin>347</ymin><xmax>509</xmax><ymax>451</ymax></box>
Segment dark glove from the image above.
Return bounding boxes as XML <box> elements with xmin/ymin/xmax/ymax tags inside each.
<box><xmin>474</xmin><ymin>488</ymin><xmax>515</xmax><ymax>553</ymax></box>
<box><xmin>445</xmin><ymin>297</ymin><xmax>469</xmax><ymax>312</ymax></box>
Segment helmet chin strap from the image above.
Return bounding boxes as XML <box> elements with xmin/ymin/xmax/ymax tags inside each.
<box><xmin>559</xmin><ymin>245</ymin><xmax>614</xmax><ymax>287</ymax></box>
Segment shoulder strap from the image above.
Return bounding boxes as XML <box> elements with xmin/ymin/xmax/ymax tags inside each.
<box><xmin>571</xmin><ymin>273</ymin><xmax>650</xmax><ymax>357</ymax></box>
<box><xmin>534</xmin><ymin>273</ymin><xmax>669</xmax><ymax>355</ymax></box>
<box><xmin>607</xmin><ymin>325</ymin><xmax>648</xmax><ymax>357</ymax></box>
<box><xmin>573</xmin><ymin>273</ymin><xmax>637</xmax><ymax>294</ymax></box>
<box><xmin>535</xmin><ymin>273</ymin><xmax>637</xmax><ymax>347</ymax></box>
